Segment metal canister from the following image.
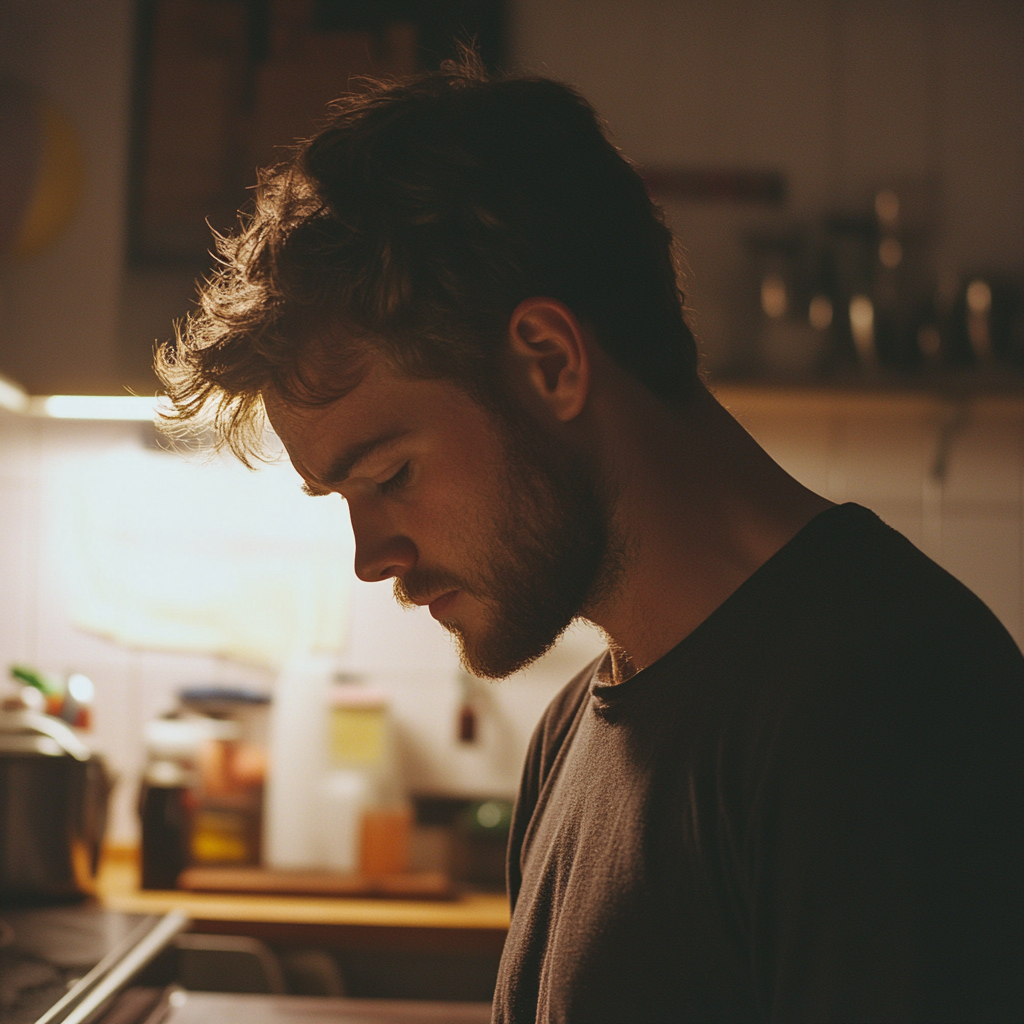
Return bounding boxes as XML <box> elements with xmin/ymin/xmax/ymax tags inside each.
<box><xmin>0</xmin><ymin>706</ymin><xmax>110</xmax><ymax>904</ymax></box>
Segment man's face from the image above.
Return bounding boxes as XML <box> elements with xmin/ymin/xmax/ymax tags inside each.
<box><xmin>265</xmin><ymin>358</ymin><xmax>615</xmax><ymax>678</ymax></box>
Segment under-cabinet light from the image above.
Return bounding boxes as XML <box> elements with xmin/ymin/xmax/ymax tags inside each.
<box><xmin>38</xmin><ymin>395</ymin><xmax>162</xmax><ymax>420</ymax></box>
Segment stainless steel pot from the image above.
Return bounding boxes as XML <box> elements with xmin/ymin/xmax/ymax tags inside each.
<box><xmin>0</xmin><ymin>707</ymin><xmax>111</xmax><ymax>904</ymax></box>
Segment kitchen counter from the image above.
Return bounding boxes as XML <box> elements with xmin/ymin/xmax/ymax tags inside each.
<box><xmin>96</xmin><ymin>852</ymin><xmax>510</xmax><ymax>956</ymax></box>
<box><xmin>137</xmin><ymin>991</ymin><xmax>493</xmax><ymax>1023</ymax></box>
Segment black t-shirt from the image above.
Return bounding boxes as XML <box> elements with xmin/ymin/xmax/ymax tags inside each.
<box><xmin>493</xmin><ymin>504</ymin><xmax>1023</xmax><ymax>1023</ymax></box>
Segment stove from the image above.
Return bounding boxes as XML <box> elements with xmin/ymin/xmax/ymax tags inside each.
<box><xmin>0</xmin><ymin>905</ymin><xmax>186</xmax><ymax>1024</ymax></box>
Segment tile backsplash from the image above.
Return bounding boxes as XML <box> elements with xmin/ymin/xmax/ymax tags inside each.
<box><xmin>1</xmin><ymin>392</ymin><xmax>1021</xmax><ymax>843</ymax></box>
<box><xmin>723</xmin><ymin>388</ymin><xmax>1023</xmax><ymax>641</ymax></box>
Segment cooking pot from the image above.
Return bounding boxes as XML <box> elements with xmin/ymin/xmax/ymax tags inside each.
<box><xmin>0</xmin><ymin>706</ymin><xmax>111</xmax><ymax>904</ymax></box>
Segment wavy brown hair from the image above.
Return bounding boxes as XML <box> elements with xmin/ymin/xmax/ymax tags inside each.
<box><xmin>157</xmin><ymin>51</ymin><xmax>698</xmax><ymax>464</ymax></box>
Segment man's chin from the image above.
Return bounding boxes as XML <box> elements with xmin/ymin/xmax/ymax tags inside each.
<box><xmin>444</xmin><ymin>617</ymin><xmax>567</xmax><ymax>681</ymax></box>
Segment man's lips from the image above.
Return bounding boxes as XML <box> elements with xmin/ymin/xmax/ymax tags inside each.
<box><xmin>427</xmin><ymin>591</ymin><xmax>459</xmax><ymax>620</ymax></box>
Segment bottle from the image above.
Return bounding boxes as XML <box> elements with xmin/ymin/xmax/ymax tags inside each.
<box><xmin>325</xmin><ymin>681</ymin><xmax>410</xmax><ymax>876</ymax></box>
<box><xmin>140</xmin><ymin>712</ymin><xmax>211</xmax><ymax>888</ymax></box>
<box><xmin>139</xmin><ymin>758</ymin><xmax>191</xmax><ymax>890</ymax></box>
<box><xmin>139</xmin><ymin>717</ymin><xmax>206</xmax><ymax>889</ymax></box>
<box><xmin>318</xmin><ymin>769</ymin><xmax>368</xmax><ymax>872</ymax></box>
<box><xmin>263</xmin><ymin>654</ymin><xmax>334</xmax><ymax>869</ymax></box>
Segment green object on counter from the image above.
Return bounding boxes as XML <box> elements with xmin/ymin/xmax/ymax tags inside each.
<box><xmin>10</xmin><ymin>663</ymin><xmax>62</xmax><ymax>695</ymax></box>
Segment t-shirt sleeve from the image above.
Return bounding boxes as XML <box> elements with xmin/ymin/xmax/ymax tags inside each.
<box><xmin>506</xmin><ymin>660</ymin><xmax>598</xmax><ymax>911</ymax></box>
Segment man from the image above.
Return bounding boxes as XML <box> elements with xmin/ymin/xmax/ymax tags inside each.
<box><xmin>160</xmin><ymin>56</ymin><xmax>1023</xmax><ymax>1023</ymax></box>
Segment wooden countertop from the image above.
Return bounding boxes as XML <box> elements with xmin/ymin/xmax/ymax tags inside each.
<box><xmin>96</xmin><ymin>852</ymin><xmax>510</xmax><ymax>954</ymax></box>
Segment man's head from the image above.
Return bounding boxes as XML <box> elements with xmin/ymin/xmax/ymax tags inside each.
<box><xmin>159</xmin><ymin>53</ymin><xmax>698</xmax><ymax>675</ymax></box>
<box><xmin>264</xmin><ymin>336</ymin><xmax>622</xmax><ymax>678</ymax></box>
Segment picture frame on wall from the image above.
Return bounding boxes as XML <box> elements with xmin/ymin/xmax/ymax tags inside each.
<box><xmin>127</xmin><ymin>0</ymin><xmax>506</xmax><ymax>266</ymax></box>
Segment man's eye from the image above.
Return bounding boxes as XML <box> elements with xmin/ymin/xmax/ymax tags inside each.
<box><xmin>378</xmin><ymin>462</ymin><xmax>411</xmax><ymax>495</ymax></box>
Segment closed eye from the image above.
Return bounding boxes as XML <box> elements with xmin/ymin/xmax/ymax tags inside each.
<box><xmin>378</xmin><ymin>462</ymin><xmax>411</xmax><ymax>496</ymax></box>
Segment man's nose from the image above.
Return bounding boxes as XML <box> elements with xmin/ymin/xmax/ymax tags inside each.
<box><xmin>349</xmin><ymin>507</ymin><xmax>417</xmax><ymax>583</ymax></box>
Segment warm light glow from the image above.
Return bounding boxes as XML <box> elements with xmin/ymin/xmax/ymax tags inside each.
<box><xmin>966</xmin><ymin>280</ymin><xmax>993</xmax><ymax>358</ymax></box>
<box><xmin>917</xmin><ymin>325</ymin><xmax>941</xmax><ymax>358</ymax></box>
<box><xmin>849</xmin><ymin>295</ymin><xmax>875</xmax><ymax>361</ymax></box>
<box><xmin>67</xmin><ymin>673</ymin><xmax>94</xmax><ymax>703</ymax></box>
<box><xmin>51</xmin><ymin>446</ymin><xmax>355</xmax><ymax>667</ymax></box>
<box><xmin>761</xmin><ymin>274</ymin><xmax>787</xmax><ymax>318</ymax></box>
<box><xmin>808</xmin><ymin>295</ymin><xmax>833</xmax><ymax>330</ymax></box>
<box><xmin>0</xmin><ymin>373</ymin><xmax>29</xmax><ymax>413</ymax></box>
<box><xmin>40</xmin><ymin>395</ymin><xmax>161</xmax><ymax>420</ymax></box>
<box><xmin>966</xmin><ymin>279</ymin><xmax>992</xmax><ymax>315</ymax></box>
<box><xmin>476</xmin><ymin>801</ymin><xmax>503</xmax><ymax>828</ymax></box>
<box><xmin>875</xmin><ymin>189</ymin><xmax>899</xmax><ymax>225</ymax></box>
<box><xmin>20</xmin><ymin>686</ymin><xmax>44</xmax><ymax>711</ymax></box>
<box><xmin>878</xmin><ymin>237</ymin><xmax>903</xmax><ymax>269</ymax></box>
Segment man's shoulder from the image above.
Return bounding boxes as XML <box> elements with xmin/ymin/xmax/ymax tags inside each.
<box><xmin>751</xmin><ymin>503</ymin><xmax>1021</xmax><ymax>669</ymax></box>
<box><xmin>534</xmin><ymin>656</ymin><xmax>601</xmax><ymax>760</ymax></box>
<box><xmin>516</xmin><ymin>656</ymin><xmax>601</xmax><ymax>807</ymax></box>
<box><xmin>506</xmin><ymin>655</ymin><xmax>603</xmax><ymax>907</ymax></box>
<box><xmin>629</xmin><ymin>503</ymin><xmax>1022</xmax><ymax>763</ymax></box>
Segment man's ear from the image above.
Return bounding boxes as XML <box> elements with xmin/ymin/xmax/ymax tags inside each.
<box><xmin>507</xmin><ymin>298</ymin><xmax>591</xmax><ymax>422</ymax></box>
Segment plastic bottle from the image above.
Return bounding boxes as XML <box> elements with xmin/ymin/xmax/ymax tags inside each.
<box><xmin>317</xmin><ymin>769</ymin><xmax>368</xmax><ymax>872</ymax></box>
<box><xmin>262</xmin><ymin>654</ymin><xmax>334</xmax><ymax>869</ymax></box>
<box><xmin>325</xmin><ymin>681</ymin><xmax>410</xmax><ymax>876</ymax></box>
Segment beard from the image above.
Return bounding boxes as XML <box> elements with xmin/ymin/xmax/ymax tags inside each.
<box><xmin>394</xmin><ymin>406</ymin><xmax>621</xmax><ymax>679</ymax></box>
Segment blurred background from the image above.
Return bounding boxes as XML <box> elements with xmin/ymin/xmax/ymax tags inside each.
<box><xmin>0</xmin><ymin>0</ymin><xmax>1021</xmax><ymax>857</ymax></box>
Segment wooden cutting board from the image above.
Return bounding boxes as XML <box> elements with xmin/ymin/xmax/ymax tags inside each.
<box><xmin>177</xmin><ymin>867</ymin><xmax>455</xmax><ymax>900</ymax></box>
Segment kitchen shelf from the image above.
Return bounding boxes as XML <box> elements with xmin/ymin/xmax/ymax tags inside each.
<box><xmin>711</xmin><ymin>369</ymin><xmax>1024</xmax><ymax>418</ymax></box>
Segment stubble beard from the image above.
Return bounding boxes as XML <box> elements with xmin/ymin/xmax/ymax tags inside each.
<box><xmin>394</xmin><ymin>409</ymin><xmax>622</xmax><ymax>679</ymax></box>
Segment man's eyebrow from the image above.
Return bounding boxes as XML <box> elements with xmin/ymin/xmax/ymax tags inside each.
<box><xmin>301</xmin><ymin>432</ymin><xmax>408</xmax><ymax>497</ymax></box>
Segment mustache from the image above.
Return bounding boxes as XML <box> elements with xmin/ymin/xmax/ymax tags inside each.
<box><xmin>393</xmin><ymin>568</ymin><xmax>474</xmax><ymax>610</ymax></box>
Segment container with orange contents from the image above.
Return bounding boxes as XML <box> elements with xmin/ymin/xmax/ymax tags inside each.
<box><xmin>183</xmin><ymin>687</ymin><xmax>269</xmax><ymax>869</ymax></box>
<box><xmin>139</xmin><ymin>687</ymin><xmax>269</xmax><ymax>889</ymax></box>
<box><xmin>322</xmin><ymin>680</ymin><xmax>411</xmax><ymax>877</ymax></box>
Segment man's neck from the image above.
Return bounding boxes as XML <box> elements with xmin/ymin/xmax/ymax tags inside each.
<box><xmin>582</xmin><ymin>380</ymin><xmax>833</xmax><ymax>678</ymax></box>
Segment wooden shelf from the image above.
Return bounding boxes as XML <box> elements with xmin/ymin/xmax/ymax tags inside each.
<box><xmin>711</xmin><ymin>372</ymin><xmax>1024</xmax><ymax>417</ymax></box>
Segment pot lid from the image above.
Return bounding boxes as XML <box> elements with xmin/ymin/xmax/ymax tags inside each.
<box><xmin>0</xmin><ymin>707</ymin><xmax>91</xmax><ymax>760</ymax></box>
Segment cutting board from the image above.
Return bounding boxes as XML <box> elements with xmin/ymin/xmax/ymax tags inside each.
<box><xmin>177</xmin><ymin>867</ymin><xmax>455</xmax><ymax>900</ymax></box>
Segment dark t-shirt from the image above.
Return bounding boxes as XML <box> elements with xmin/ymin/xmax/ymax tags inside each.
<box><xmin>493</xmin><ymin>504</ymin><xmax>1023</xmax><ymax>1024</ymax></box>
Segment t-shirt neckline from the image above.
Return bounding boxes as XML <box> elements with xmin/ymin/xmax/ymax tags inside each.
<box><xmin>588</xmin><ymin>502</ymin><xmax>874</xmax><ymax>710</ymax></box>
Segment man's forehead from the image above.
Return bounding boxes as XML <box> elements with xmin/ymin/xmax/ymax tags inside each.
<box><xmin>264</xmin><ymin>358</ymin><xmax>396</xmax><ymax>438</ymax></box>
<box><xmin>264</xmin><ymin>359</ymin><xmax>471</xmax><ymax>489</ymax></box>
